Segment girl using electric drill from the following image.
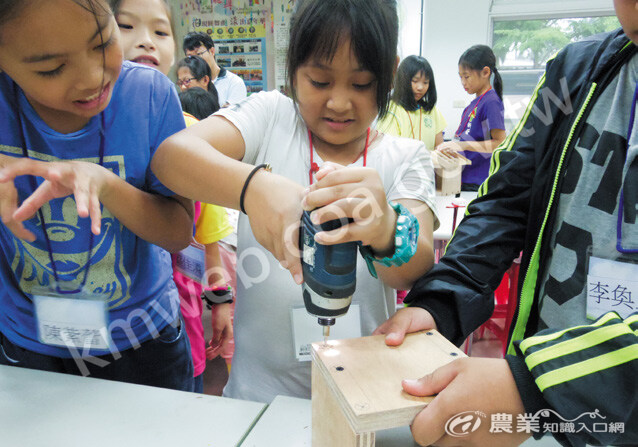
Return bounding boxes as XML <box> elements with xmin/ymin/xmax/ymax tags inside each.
<box><xmin>151</xmin><ymin>0</ymin><xmax>439</xmax><ymax>403</ymax></box>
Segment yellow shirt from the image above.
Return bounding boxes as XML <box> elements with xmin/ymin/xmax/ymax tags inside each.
<box><xmin>377</xmin><ymin>101</ymin><xmax>447</xmax><ymax>150</ymax></box>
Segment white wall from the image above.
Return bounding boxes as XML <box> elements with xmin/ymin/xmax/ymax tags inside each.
<box><xmin>421</xmin><ymin>0</ymin><xmax>492</xmax><ymax>138</ymax></box>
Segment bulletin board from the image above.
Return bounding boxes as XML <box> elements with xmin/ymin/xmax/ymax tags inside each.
<box><xmin>195</xmin><ymin>23</ymin><xmax>268</xmax><ymax>94</ymax></box>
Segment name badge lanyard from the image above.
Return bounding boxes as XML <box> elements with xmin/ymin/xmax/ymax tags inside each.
<box><xmin>407</xmin><ymin>107</ymin><xmax>422</xmax><ymax>141</ymax></box>
<box><xmin>616</xmin><ymin>82</ymin><xmax>638</xmax><ymax>254</ymax></box>
<box><xmin>13</xmin><ymin>83</ymin><xmax>105</xmax><ymax>294</ymax></box>
<box><xmin>454</xmin><ymin>88</ymin><xmax>491</xmax><ymax>139</ymax></box>
<box><xmin>307</xmin><ymin>127</ymin><xmax>370</xmax><ymax>185</ymax></box>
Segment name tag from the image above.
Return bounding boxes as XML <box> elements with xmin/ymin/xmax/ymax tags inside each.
<box><xmin>586</xmin><ymin>256</ymin><xmax>638</xmax><ymax>320</ymax></box>
<box><xmin>34</xmin><ymin>294</ymin><xmax>110</xmax><ymax>350</ymax></box>
<box><xmin>291</xmin><ymin>304</ymin><xmax>362</xmax><ymax>362</ymax></box>
<box><xmin>175</xmin><ymin>242</ymin><xmax>206</xmax><ymax>284</ymax></box>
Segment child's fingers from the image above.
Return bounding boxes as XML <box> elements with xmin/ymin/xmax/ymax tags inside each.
<box><xmin>88</xmin><ymin>191</ymin><xmax>102</xmax><ymax>236</ymax></box>
<box><xmin>314</xmin><ymin>161</ymin><xmax>344</xmax><ymax>181</ymax></box>
<box><xmin>308</xmin><ymin>166</ymin><xmax>369</xmax><ymax>194</ymax></box>
<box><xmin>0</xmin><ymin>158</ymin><xmax>55</xmax><ymax>183</ymax></box>
<box><xmin>12</xmin><ymin>181</ymin><xmax>57</xmax><ymax>222</ymax></box>
<box><xmin>282</xmin><ymin>222</ymin><xmax>302</xmax><ymax>285</ymax></box>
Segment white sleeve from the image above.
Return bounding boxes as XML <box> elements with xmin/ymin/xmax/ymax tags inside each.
<box><xmin>215</xmin><ymin>90</ymin><xmax>281</xmax><ymax>165</ymax></box>
<box><xmin>225</xmin><ymin>74</ymin><xmax>248</xmax><ymax>105</ymax></box>
<box><xmin>386</xmin><ymin>139</ymin><xmax>439</xmax><ymax>230</ymax></box>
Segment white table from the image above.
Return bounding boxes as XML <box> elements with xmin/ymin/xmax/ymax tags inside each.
<box><xmin>0</xmin><ymin>365</ymin><xmax>265</xmax><ymax>447</ymax></box>
<box><xmin>433</xmin><ymin>191</ymin><xmax>478</xmax><ymax>242</ymax></box>
<box><xmin>242</xmin><ymin>395</ymin><xmax>562</xmax><ymax>447</ymax></box>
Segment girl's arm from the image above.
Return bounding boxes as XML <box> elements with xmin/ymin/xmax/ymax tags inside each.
<box><xmin>374</xmin><ymin>198</ymin><xmax>435</xmax><ymax>290</ymax></box>
<box><xmin>0</xmin><ymin>158</ymin><xmax>193</xmax><ymax>252</ymax></box>
<box><xmin>152</xmin><ymin>116</ymin><xmax>305</xmax><ymax>284</ymax></box>
<box><xmin>434</xmin><ymin>131</ymin><xmax>444</xmax><ymax>148</ymax></box>
<box><xmin>436</xmin><ymin>128</ymin><xmax>506</xmax><ymax>154</ymax></box>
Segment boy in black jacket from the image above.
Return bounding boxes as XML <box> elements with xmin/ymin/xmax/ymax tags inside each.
<box><xmin>376</xmin><ymin>1</ymin><xmax>638</xmax><ymax>446</ymax></box>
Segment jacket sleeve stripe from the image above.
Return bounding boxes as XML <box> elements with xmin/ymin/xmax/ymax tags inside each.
<box><xmin>525</xmin><ymin>322</ymin><xmax>634</xmax><ymax>369</ymax></box>
<box><xmin>535</xmin><ymin>344</ymin><xmax>638</xmax><ymax>392</ymax></box>
<box><xmin>520</xmin><ymin>312</ymin><xmax>620</xmax><ymax>354</ymax></box>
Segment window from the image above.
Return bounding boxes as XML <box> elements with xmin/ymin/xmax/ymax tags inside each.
<box><xmin>491</xmin><ymin>15</ymin><xmax>620</xmax><ymax>131</ymax></box>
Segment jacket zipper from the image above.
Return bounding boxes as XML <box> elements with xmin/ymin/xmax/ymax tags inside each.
<box><xmin>506</xmin><ymin>83</ymin><xmax>598</xmax><ymax>355</ymax></box>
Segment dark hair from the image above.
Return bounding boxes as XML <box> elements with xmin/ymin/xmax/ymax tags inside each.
<box><xmin>183</xmin><ymin>31</ymin><xmax>214</xmax><ymax>53</ymax></box>
<box><xmin>458</xmin><ymin>44</ymin><xmax>503</xmax><ymax>100</ymax></box>
<box><xmin>391</xmin><ymin>55</ymin><xmax>437</xmax><ymax>113</ymax></box>
<box><xmin>176</xmin><ymin>56</ymin><xmax>216</xmax><ymax>92</ymax></box>
<box><xmin>0</xmin><ymin>0</ymin><xmax>110</xmax><ymax>44</ymax></box>
<box><xmin>179</xmin><ymin>87</ymin><xmax>220</xmax><ymax>120</ymax></box>
<box><xmin>286</xmin><ymin>0</ymin><xmax>398</xmax><ymax>120</ymax></box>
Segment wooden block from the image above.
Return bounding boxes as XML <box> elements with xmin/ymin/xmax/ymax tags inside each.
<box><xmin>311</xmin><ymin>330</ymin><xmax>465</xmax><ymax>443</ymax></box>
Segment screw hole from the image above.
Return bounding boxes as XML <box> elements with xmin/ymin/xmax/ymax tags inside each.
<box><xmin>336</xmin><ymin>366</ymin><xmax>344</xmax><ymax>371</ymax></box>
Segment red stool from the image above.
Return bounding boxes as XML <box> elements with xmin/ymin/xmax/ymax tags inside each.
<box><xmin>477</xmin><ymin>259</ymin><xmax>520</xmax><ymax>356</ymax></box>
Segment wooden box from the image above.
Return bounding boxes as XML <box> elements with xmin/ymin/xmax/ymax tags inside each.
<box><xmin>432</xmin><ymin>151</ymin><xmax>470</xmax><ymax>195</ymax></box>
<box><xmin>311</xmin><ymin>330</ymin><xmax>466</xmax><ymax>446</ymax></box>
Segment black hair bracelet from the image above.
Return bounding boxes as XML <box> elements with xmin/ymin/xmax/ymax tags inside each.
<box><xmin>239</xmin><ymin>163</ymin><xmax>271</xmax><ymax>214</ymax></box>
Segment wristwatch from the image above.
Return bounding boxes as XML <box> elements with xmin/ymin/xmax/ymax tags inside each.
<box><xmin>359</xmin><ymin>201</ymin><xmax>419</xmax><ymax>278</ymax></box>
<box><xmin>201</xmin><ymin>285</ymin><xmax>234</xmax><ymax>309</ymax></box>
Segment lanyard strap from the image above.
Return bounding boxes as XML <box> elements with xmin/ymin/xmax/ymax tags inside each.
<box><xmin>616</xmin><ymin>82</ymin><xmax>638</xmax><ymax>254</ymax></box>
<box><xmin>455</xmin><ymin>88</ymin><xmax>491</xmax><ymax>138</ymax></box>
<box><xmin>308</xmin><ymin>127</ymin><xmax>370</xmax><ymax>185</ymax></box>
<box><xmin>407</xmin><ymin>107</ymin><xmax>422</xmax><ymax>141</ymax></box>
<box><xmin>13</xmin><ymin>83</ymin><xmax>105</xmax><ymax>293</ymax></box>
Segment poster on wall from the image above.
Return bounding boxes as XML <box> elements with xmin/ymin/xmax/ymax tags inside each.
<box><xmin>273</xmin><ymin>0</ymin><xmax>296</xmax><ymax>94</ymax></box>
<box><xmin>193</xmin><ymin>22</ymin><xmax>268</xmax><ymax>95</ymax></box>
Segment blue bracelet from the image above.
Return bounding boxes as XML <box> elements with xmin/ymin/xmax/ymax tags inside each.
<box><xmin>359</xmin><ymin>202</ymin><xmax>419</xmax><ymax>278</ymax></box>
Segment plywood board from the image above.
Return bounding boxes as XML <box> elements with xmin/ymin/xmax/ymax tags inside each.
<box><xmin>311</xmin><ymin>330</ymin><xmax>465</xmax><ymax>433</ymax></box>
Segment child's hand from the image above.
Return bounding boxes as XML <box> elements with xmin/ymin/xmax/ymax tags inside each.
<box><xmin>402</xmin><ymin>358</ymin><xmax>529</xmax><ymax>447</ymax></box>
<box><xmin>243</xmin><ymin>172</ymin><xmax>305</xmax><ymax>284</ymax></box>
<box><xmin>435</xmin><ymin>140</ymin><xmax>463</xmax><ymax>156</ymax></box>
<box><xmin>373</xmin><ymin>307</ymin><xmax>437</xmax><ymax>346</ymax></box>
<box><xmin>207</xmin><ymin>302</ymin><xmax>233</xmax><ymax>360</ymax></box>
<box><xmin>302</xmin><ymin>162</ymin><xmax>396</xmax><ymax>255</ymax></box>
<box><xmin>0</xmin><ymin>155</ymin><xmax>36</xmax><ymax>241</ymax></box>
<box><xmin>0</xmin><ymin>158</ymin><xmax>115</xmax><ymax>236</ymax></box>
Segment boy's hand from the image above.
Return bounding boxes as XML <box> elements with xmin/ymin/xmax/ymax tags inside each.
<box><xmin>373</xmin><ymin>306</ymin><xmax>437</xmax><ymax>346</ymax></box>
<box><xmin>0</xmin><ymin>155</ymin><xmax>35</xmax><ymax>241</ymax></box>
<box><xmin>0</xmin><ymin>158</ymin><xmax>114</xmax><ymax>236</ymax></box>
<box><xmin>302</xmin><ymin>162</ymin><xmax>396</xmax><ymax>256</ymax></box>
<box><xmin>403</xmin><ymin>358</ymin><xmax>529</xmax><ymax>447</ymax></box>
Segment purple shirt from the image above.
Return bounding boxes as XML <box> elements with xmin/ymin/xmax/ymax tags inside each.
<box><xmin>456</xmin><ymin>89</ymin><xmax>504</xmax><ymax>185</ymax></box>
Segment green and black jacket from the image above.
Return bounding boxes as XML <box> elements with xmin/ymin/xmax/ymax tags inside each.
<box><xmin>406</xmin><ymin>29</ymin><xmax>638</xmax><ymax>446</ymax></box>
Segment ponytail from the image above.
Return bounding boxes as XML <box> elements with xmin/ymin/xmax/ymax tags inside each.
<box><xmin>459</xmin><ymin>44</ymin><xmax>503</xmax><ymax>100</ymax></box>
<box><xmin>492</xmin><ymin>66</ymin><xmax>503</xmax><ymax>100</ymax></box>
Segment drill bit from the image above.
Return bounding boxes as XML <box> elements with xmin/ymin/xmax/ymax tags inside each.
<box><xmin>323</xmin><ymin>325</ymin><xmax>330</xmax><ymax>346</ymax></box>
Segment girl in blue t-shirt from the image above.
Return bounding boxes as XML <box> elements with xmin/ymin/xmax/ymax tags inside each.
<box><xmin>437</xmin><ymin>45</ymin><xmax>506</xmax><ymax>190</ymax></box>
<box><xmin>0</xmin><ymin>0</ymin><xmax>194</xmax><ymax>391</ymax></box>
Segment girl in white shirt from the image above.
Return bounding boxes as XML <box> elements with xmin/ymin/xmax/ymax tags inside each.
<box><xmin>152</xmin><ymin>0</ymin><xmax>439</xmax><ymax>402</ymax></box>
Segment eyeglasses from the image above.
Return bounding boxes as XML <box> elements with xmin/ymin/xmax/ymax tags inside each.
<box><xmin>177</xmin><ymin>77</ymin><xmax>197</xmax><ymax>87</ymax></box>
<box><xmin>195</xmin><ymin>50</ymin><xmax>209</xmax><ymax>57</ymax></box>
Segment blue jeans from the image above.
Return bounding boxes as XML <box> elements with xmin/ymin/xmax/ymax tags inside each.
<box><xmin>0</xmin><ymin>316</ymin><xmax>194</xmax><ymax>392</ymax></box>
<box><xmin>192</xmin><ymin>373</ymin><xmax>204</xmax><ymax>393</ymax></box>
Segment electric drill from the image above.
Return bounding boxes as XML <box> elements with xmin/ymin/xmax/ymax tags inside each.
<box><xmin>300</xmin><ymin>210</ymin><xmax>357</xmax><ymax>342</ymax></box>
